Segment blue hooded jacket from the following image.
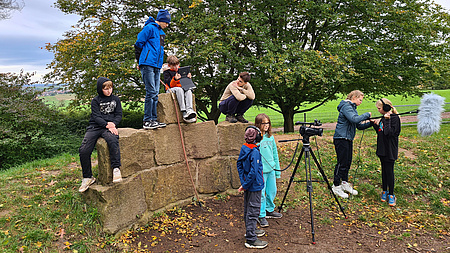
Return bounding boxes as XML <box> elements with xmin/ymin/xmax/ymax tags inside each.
<box><xmin>236</xmin><ymin>143</ymin><xmax>264</xmax><ymax>192</ymax></box>
<box><xmin>333</xmin><ymin>100</ymin><xmax>372</xmax><ymax>141</ymax></box>
<box><xmin>134</xmin><ymin>17</ymin><xmax>165</xmax><ymax>68</ymax></box>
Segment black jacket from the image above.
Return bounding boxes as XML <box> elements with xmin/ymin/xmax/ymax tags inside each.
<box><xmin>373</xmin><ymin>114</ymin><xmax>401</xmax><ymax>161</ymax></box>
<box><xmin>88</xmin><ymin>77</ymin><xmax>122</xmax><ymax>129</ymax></box>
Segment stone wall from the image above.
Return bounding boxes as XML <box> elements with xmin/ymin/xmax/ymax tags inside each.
<box><xmin>82</xmin><ymin>93</ymin><xmax>251</xmax><ymax>234</ymax></box>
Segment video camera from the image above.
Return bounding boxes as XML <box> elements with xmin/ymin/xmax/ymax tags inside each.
<box><xmin>295</xmin><ymin>119</ymin><xmax>323</xmax><ymax>137</ymax></box>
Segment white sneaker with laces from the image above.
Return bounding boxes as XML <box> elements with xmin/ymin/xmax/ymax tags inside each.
<box><xmin>113</xmin><ymin>168</ymin><xmax>123</xmax><ymax>183</ymax></box>
<box><xmin>332</xmin><ymin>184</ymin><xmax>349</xmax><ymax>199</ymax></box>
<box><xmin>341</xmin><ymin>181</ymin><xmax>358</xmax><ymax>195</ymax></box>
<box><xmin>79</xmin><ymin>177</ymin><xmax>96</xmax><ymax>193</ymax></box>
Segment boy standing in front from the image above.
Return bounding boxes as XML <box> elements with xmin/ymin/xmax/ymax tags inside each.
<box><xmin>79</xmin><ymin>77</ymin><xmax>123</xmax><ymax>193</ymax></box>
<box><xmin>135</xmin><ymin>9</ymin><xmax>171</xmax><ymax>130</ymax></box>
<box><xmin>237</xmin><ymin>127</ymin><xmax>268</xmax><ymax>249</ymax></box>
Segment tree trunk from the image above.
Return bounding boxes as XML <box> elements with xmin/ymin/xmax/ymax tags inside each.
<box><xmin>282</xmin><ymin>108</ymin><xmax>295</xmax><ymax>133</ymax></box>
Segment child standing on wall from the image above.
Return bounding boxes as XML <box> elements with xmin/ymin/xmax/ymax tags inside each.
<box><xmin>254</xmin><ymin>114</ymin><xmax>282</xmax><ymax>228</ymax></box>
<box><xmin>237</xmin><ymin>126</ymin><xmax>268</xmax><ymax>249</ymax></box>
<box><xmin>162</xmin><ymin>55</ymin><xmax>197</xmax><ymax>123</ymax></box>
<box><xmin>371</xmin><ymin>98</ymin><xmax>401</xmax><ymax>206</ymax></box>
<box><xmin>79</xmin><ymin>77</ymin><xmax>123</xmax><ymax>193</ymax></box>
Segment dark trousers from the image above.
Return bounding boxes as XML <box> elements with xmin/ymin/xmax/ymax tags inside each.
<box><xmin>79</xmin><ymin>127</ymin><xmax>121</xmax><ymax>178</ymax></box>
<box><xmin>244</xmin><ymin>190</ymin><xmax>261</xmax><ymax>242</ymax></box>
<box><xmin>333</xmin><ymin>139</ymin><xmax>353</xmax><ymax>186</ymax></box>
<box><xmin>379</xmin><ymin>157</ymin><xmax>395</xmax><ymax>195</ymax></box>
<box><xmin>219</xmin><ymin>95</ymin><xmax>253</xmax><ymax>115</ymax></box>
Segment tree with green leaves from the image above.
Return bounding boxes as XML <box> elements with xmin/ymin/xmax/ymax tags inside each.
<box><xmin>47</xmin><ymin>0</ymin><xmax>450</xmax><ymax>132</ymax></box>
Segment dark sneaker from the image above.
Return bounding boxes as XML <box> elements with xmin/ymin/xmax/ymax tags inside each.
<box><xmin>143</xmin><ymin>121</ymin><xmax>158</xmax><ymax>130</ymax></box>
<box><xmin>225</xmin><ymin>114</ymin><xmax>237</xmax><ymax>123</ymax></box>
<box><xmin>245</xmin><ymin>229</ymin><xmax>265</xmax><ymax>237</ymax></box>
<box><xmin>257</xmin><ymin>217</ymin><xmax>269</xmax><ymax>227</ymax></box>
<box><xmin>154</xmin><ymin>121</ymin><xmax>166</xmax><ymax>128</ymax></box>
<box><xmin>245</xmin><ymin>239</ymin><xmax>268</xmax><ymax>249</ymax></box>
<box><xmin>235</xmin><ymin>114</ymin><xmax>248</xmax><ymax>123</ymax></box>
<box><xmin>266</xmin><ymin>210</ymin><xmax>283</xmax><ymax>219</ymax></box>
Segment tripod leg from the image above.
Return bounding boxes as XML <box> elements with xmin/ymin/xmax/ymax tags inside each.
<box><xmin>278</xmin><ymin>148</ymin><xmax>304</xmax><ymax>213</ymax></box>
<box><xmin>304</xmin><ymin>150</ymin><xmax>316</xmax><ymax>243</ymax></box>
<box><xmin>310</xmin><ymin>150</ymin><xmax>347</xmax><ymax>218</ymax></box>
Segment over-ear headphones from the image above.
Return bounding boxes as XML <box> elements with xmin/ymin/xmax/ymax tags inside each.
<box><xmin>380</xmin><ymin>99</ymin><xmax>392</xmax><ymax>112</ymax></box>
<box><xmin>245</xmin><ymin>125</ymin><xmax>262</xmax><ymax>143</ymax></box>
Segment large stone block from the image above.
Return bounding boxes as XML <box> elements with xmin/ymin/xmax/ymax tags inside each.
<box><xmin>139</xmin><ymin>163</ymin><xmax>196</xmax><ymax>211</ymax></box>
<box><xmin>154</xmin><ymin>124</ymin><xmax>185</xmax><ymax>165</ymax></box>
<box><xmin>228</xmin><ymin>156</ymin><xmax>241</xmax><ymax>189</ymax></box>
<box><xmin>157</xmin><ymin>92</ymin><xmax>196</xmax><ymax>124</ymax></box>
<box><xmin>181</xmin><ymin>120</ymin><xmax>218</xmax><ymax>159</ymax></box>
<box><xmin>217</xmin><ymin>121</ymin><xmax>252</xmax><ymax>156</ymax></box>
<box><xmin>196</xmin><ymin>156</ymin><xmax>234</xmax><ymax>193</ymax></box>
<box><xmin>82</xmin><ymin>174</ymin><xmax>147</xmax><ymax>234</ymax></box>
<box><xmin>97</xmin><ymin>128</ymin><xmax>156</xmax><ymax>185</ymax></box>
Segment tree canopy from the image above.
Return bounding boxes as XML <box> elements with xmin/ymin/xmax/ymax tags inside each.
<box><xmin>0</xmin><ymin>0</ymin><xmax>23</xmax><ymax>19</ymax></box>
<box><xmin>46</xmin><ymin>0</ymin><xmax>450</xmax><ymax>132</ymax></box>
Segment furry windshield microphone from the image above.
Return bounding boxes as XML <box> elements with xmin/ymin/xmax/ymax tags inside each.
<box><xmin>417</xmin><ymin>93</ymin><xmax>445</xmax><ymax>136</ymax></box>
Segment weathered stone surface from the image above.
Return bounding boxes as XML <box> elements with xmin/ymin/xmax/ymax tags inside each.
<box><xmin>139</xmin><ymin>163</ymin><xmax>196</xmax><ymax>211</ymax></box>
<box><xmin>217</xmin><ymin>121</ymin><xmax>252</xmax><ymax>156</ymax></box>
<box><xmin>228</xmin><ymin>156</ymin><xmax>241</xmax><ymax>189</ymax></box>
<box><xmin>157</xmin><ymin>92</ymin><xmax>196</xmax><ymax>124</ymax></box>
<box><xmin>82</xmin><ymin>174</ymin><xmax>147</xmax><ymax>234</ymax></box>
<box><xmin>96</xmin><ymin>138</ymin><xmax>111</xmax><ymax>185</ymax></box>
<box><xmin>154</xmin><ymin>124</ymin><xmax>185</xmax><ymax>165</ymax></box>
<box><xmin>181</xmin><ymin>120</ymin><xmax>218</xmax><ymax>159</ymax></box>
<box><xmin>196</xmin><ymin>156</ymin><xmax>233</xmax><ymax>193</ymax></box>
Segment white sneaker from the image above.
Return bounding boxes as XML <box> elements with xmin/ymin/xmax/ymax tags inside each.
<box><xmin>332</xmin><ymin>184</ymin><xmax>349</xmax><ymax>199</ymax></box>
<box><xmin>341</xmin><ymin>181</ymin><xmax>358</xmax><ymax>195</ymax></box>
<box><xmin>79</xmin><ymin>177</ymin><xmax>96</xmax><ymax>192</ymax></box>
<box><xmin>113</xmin><ymin>168</ymin><xmax>123</xmax><ymax>183</ymax></box>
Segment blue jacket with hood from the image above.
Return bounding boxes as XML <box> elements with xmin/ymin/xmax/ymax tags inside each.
<box><xmin>134</xmin><ymin>17</ymin><xmax>165</xmax><ymax>68</ymax></box>
<box><xmin>88</xmin><ymin>77</ymin><xmax>122</xmax><ymax>129</ymax></box>
<box><xmin>333</xmin><ymin>100</ymin><xmax>372</xmax><ymax>141</ymax></box>
<box><xmin>236</xmin><ymin>143</ymin><xmax>264</xmax><ymax>192</ymax></box>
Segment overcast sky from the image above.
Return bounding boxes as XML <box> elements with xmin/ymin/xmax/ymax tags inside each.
<box><xmin>0</xmin><ymin>0</ymin><xmax>449</xmax><ymax>83</ymax></box>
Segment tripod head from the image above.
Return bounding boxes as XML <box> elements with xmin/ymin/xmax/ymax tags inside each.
<box><xmin>295</xmin><ymin>119</ymin><xmax>323</xmax><ymax>143</ymax></box>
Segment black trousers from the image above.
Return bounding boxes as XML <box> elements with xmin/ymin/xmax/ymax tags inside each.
<box><xmin>379</xmin><ymin>157</ymin><xmax>395</xmax><ymax>195</ymax></box>
<box><xmin>79</xmin><ymin>127</ymin><xmax>121</xmax><ymax>178</ymax></box>
<box><xmin>333</xmin><ymin>139</ymin><xmax>353</xmax><ymax>186</ymax></box>
<box><xmin>219</xmin><ymin>95</ymin><xmax>253</xmax><ymax>115</ymax></box>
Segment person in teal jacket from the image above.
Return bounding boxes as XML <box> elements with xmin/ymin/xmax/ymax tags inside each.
<box><xmin>254</xmin><ymin>113</ymin><xmax>282</xmax><ymax>228</ymax></box>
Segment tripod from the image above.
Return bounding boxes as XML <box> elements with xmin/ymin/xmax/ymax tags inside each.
<box><xmin>278</xmin><ymin>134</ymin><xmax>347</xmax><ymax>244</ymax></box>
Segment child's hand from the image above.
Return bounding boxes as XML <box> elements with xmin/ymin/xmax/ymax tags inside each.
<box><xmin>238</xmin><ymin>186</ymin><xmax>244</xmax><ymax>192</ymax></box>
<box><xmin>188</xmin><ymin>73</ymin><xmax>192</xmax><ymax>78</ymax></box>
<box><xmin>175</xmin><ymin>73</ymin><xmax>181</xmax><ymax>80</ymax></box>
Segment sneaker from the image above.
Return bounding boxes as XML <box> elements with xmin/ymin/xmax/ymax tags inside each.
<box><xmin>143</xmin><ymin>121</ymin><xmax>158</xmax><ymax>130</ymax></box>
<box><xmin>257</xmin><ymin>217</ymin><xmax>269</xmax><ymax>227</ymax></box>
<box><xmin>266</xmin><ymin>210</ymin><xmax>283</xmax><ymax>219</ymax></box>
<box><xmin>183</xmin><ymin>117</ymin><xmax>197</xmax><ymax>123</ymax></box>
<box><xmin>245</xmin><ymin>229</ymin><xmax>265</xmax><ymax>237</ymax></box>
<box><xmin>155</xmin><ymin>121</ymin><xmax>166</xmax><ymax>128</ymax></box>
<box><xmin>113</xmin><ymin>168</ymin><xmax>122</xmax><ymax>183</ymax></box>
<box><xmin>381</xmin><ymin>191</ymin><xmax>387</xmax><ymax>202</ymax></box>
<box><xmin>332</xmin><ymin>184</ymin><xmax>349</xmax><ymax>199</ymax></box>
<box><xmin>235</xmin><ymin>114</ymin><xmax>248</xmax><ymax>123</ymax></box>
<box><xmin>388</xmin><ymin>195</ymin><xmax>396</xmax><ymax>206</ymax></box>
<box><xmin>225</xmin><ymin>114</ymin><xmax>237</xmax><ymax>123</ymax></box>
<box><xmin>341</xmin><ymin>181</ymin><xmax>358</xmax><ymax>195</ymax></box>
<box><xmin>185</xmin><ymin>109</ymin><xmax>196</xmax><ymax>120</ymax></box>
<box><xmin>245</xmin><ymin>239</ymin><xmax>268</xmax><ymax>249</ymax></box>
<box><xmin>79</xmin><ymin>177</ymin><xmax>96</xmax><ymax>193</ymax></box>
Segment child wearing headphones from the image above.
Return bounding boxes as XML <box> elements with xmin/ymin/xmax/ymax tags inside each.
<box><xmin>237</xmin><ymin>126</ymin><xmax>268</xmax><ymax>249</ymax></box>
<box><xmin>371</xmin><ymin>98</ymin><xmax>401</xmax><ymax>206</ymax></box>
<box><xmin>254</xmin><ymin>114</ymin><xmax>282</xmax><ymax>228</ymax></box>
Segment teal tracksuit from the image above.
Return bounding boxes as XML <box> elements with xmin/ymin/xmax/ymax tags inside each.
<box><xmin>258</xmin><ymin>134</ymin><xmax>281</xmax><ymax>218</ymax></box>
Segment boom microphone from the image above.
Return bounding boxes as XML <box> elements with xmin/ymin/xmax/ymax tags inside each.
<box><xmin>417</xmin><ymin>93</ymin><xmax>445</xmax><ymax>136</ymax></box>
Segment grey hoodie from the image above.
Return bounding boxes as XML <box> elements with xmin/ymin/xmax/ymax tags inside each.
<box><xmin>333</xmin><ymin>100</ymin><xmax>372</xmax><ymax>141</ymax></box>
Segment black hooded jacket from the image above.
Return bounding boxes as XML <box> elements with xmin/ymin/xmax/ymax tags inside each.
<box><xmin>88</xmin><ymin>77</ymin><xmax>122</xmax><ymax>129</ymax></box>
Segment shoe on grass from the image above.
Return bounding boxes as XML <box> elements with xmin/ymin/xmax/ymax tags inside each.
<box><xmin>266</xmin><ymin>210</ymin><xmax>283</xmax><ymax>218</ymax></box>
<box><xmin>332</xmin><ymin>184</ymin><xmax>349</xmax><ymax>199</ymax></box>
<box><xmin>79</xmin><ymin>177</ymin><xmax>96</xmax><ymax>193</ymax></box>
<box><xmin>381</xmin><ymin>191</ymin><xmax>387</xmax><ymax>202</ymax></box>
<box><xmin>388</xmin><ymin>195</ymin><xmax>396</xmax><ymax>206</ymax></box>
<box><xmin>245</xmin><ymin>238</ymin><xmax>268</xmax><ymax>249</ymax></box>
<box><xmin>341</xmin><ymin>181</ymin><xmax>358</xmax><ymax>195</ymax></box>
